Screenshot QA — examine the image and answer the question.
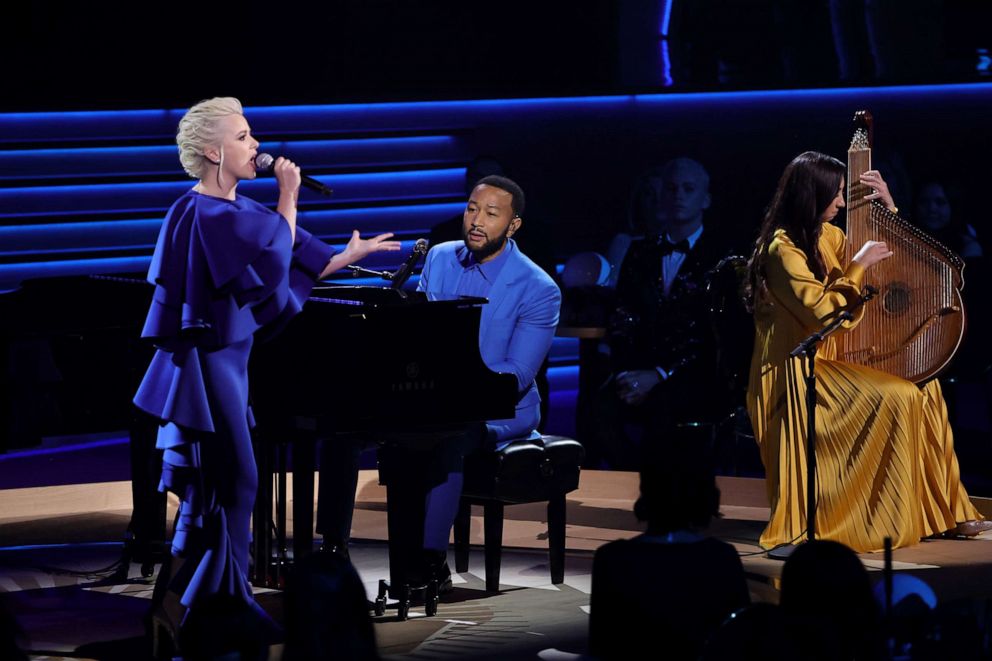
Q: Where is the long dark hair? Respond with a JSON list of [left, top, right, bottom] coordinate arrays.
[[745, 151, 846, 310]]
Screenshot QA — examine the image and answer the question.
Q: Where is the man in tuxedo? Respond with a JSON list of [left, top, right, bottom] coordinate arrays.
[[317, 175, 560, 587], [600, 157, 734, 468]]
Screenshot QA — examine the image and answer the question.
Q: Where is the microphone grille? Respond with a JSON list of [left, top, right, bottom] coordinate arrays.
[[414, 238, 429, 254], [254, 153, 274, 171]]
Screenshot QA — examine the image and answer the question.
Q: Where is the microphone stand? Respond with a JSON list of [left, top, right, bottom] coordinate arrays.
[[767, 286, 876, 560], [343, 263, 418, 300], [346, 265, 394, 280]]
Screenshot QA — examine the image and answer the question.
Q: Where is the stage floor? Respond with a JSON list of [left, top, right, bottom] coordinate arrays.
[[3, 470, 992, 659]]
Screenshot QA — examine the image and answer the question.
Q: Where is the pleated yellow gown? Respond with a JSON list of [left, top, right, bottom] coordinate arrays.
[[747, 224, 980, 552]]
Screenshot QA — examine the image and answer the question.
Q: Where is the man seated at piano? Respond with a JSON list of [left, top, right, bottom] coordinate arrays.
[[317, 174, 561, 588]]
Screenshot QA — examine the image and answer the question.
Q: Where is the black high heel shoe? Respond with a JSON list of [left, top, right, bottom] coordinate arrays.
[[146, 553, 187, 660], [150, 611, 175, 660]]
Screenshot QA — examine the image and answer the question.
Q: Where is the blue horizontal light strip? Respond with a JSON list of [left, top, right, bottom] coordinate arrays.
[[0, 108, 183, 143], [0, 541, 123, 552], [0, 436, 128, 461], [0, 168, 465, 218], [0, 135, 462, 181], [0, 256, 151, 286], [0, 218, 162, 256], [547, 364, 580, 390], [0, 240, 428, 285], [298, 202, 463, 237], [2, 83, 990, 142], [0, 203, 463, 257]]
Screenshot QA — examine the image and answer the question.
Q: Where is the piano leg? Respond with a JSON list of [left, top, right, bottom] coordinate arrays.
[[382, 446, 429, 589], [276, 444, 287, 563], [292, 435, 316, 563], [122, 411, 167, 577], [252, 430, 275, 586]]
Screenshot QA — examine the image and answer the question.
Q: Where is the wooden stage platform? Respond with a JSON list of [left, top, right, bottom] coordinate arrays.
[[3, 469, 992, 658]]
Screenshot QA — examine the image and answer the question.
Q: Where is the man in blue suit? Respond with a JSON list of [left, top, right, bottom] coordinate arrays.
[[316, 175, 561, 587], [414, 175, 561, 584]]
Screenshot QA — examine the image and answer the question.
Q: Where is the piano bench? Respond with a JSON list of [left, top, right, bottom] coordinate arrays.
[[454, 434, 584, 592]]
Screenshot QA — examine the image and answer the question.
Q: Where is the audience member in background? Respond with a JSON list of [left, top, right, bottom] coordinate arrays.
[[282, 552, 379, 661], [914, 180, 983, 259], [589, 441, 749, 660], [563, 165, 671, 468], [778, 540, 884, 661], [603, 165, 668, 288], [913, 179, 990, 379], [597, 157, 736, 469]]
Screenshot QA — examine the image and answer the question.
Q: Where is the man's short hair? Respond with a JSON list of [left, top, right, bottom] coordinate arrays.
[[662, 157, 710, 192], [475, 175, 525, 217]]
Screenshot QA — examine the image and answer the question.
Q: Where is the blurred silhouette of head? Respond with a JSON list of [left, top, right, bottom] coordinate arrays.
[[283, 552, 379, 661], [779, 540, 881, 661], [915, 181, 954, 232], [628, 166, 667, 236], [560, 252, 611, 288], [634, 440, 720, 534]]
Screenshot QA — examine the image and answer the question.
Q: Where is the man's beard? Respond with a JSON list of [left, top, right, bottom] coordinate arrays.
[[463, 227, 510, 261]]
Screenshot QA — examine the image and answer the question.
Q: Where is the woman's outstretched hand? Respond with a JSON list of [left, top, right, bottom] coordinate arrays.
[[320, 230, 403, 278], [342, 230, 402, 262]]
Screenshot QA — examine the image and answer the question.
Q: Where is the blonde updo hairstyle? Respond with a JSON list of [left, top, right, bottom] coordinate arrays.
[[176, 97, 244, 182]]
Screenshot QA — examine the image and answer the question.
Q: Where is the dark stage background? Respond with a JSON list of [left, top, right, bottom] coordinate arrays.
[[5, 0, 990, 110]]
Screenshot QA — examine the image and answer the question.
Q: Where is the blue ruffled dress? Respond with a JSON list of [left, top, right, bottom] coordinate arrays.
[[134, 190, 334, 611]]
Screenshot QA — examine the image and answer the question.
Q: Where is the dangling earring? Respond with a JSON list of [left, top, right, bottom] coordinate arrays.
[[216, 145, 225, 189]]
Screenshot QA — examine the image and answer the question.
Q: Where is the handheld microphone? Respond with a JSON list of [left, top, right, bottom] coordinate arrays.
[[254, 153, 333, 196], [390, 238, 429, 289]]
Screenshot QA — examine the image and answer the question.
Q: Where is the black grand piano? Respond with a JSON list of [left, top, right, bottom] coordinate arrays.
[[248, 285, 519, 589]]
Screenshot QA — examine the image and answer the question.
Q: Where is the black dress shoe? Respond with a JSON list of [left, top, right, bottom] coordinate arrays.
[[434, 560, 453, 595], [423, 549, 453, 594]]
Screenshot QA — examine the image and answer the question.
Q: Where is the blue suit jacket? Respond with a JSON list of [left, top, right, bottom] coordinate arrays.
[[418, 239, 561, 441]]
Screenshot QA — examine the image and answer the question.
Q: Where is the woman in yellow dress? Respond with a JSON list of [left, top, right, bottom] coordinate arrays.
[[745, 151, 989, 552]]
